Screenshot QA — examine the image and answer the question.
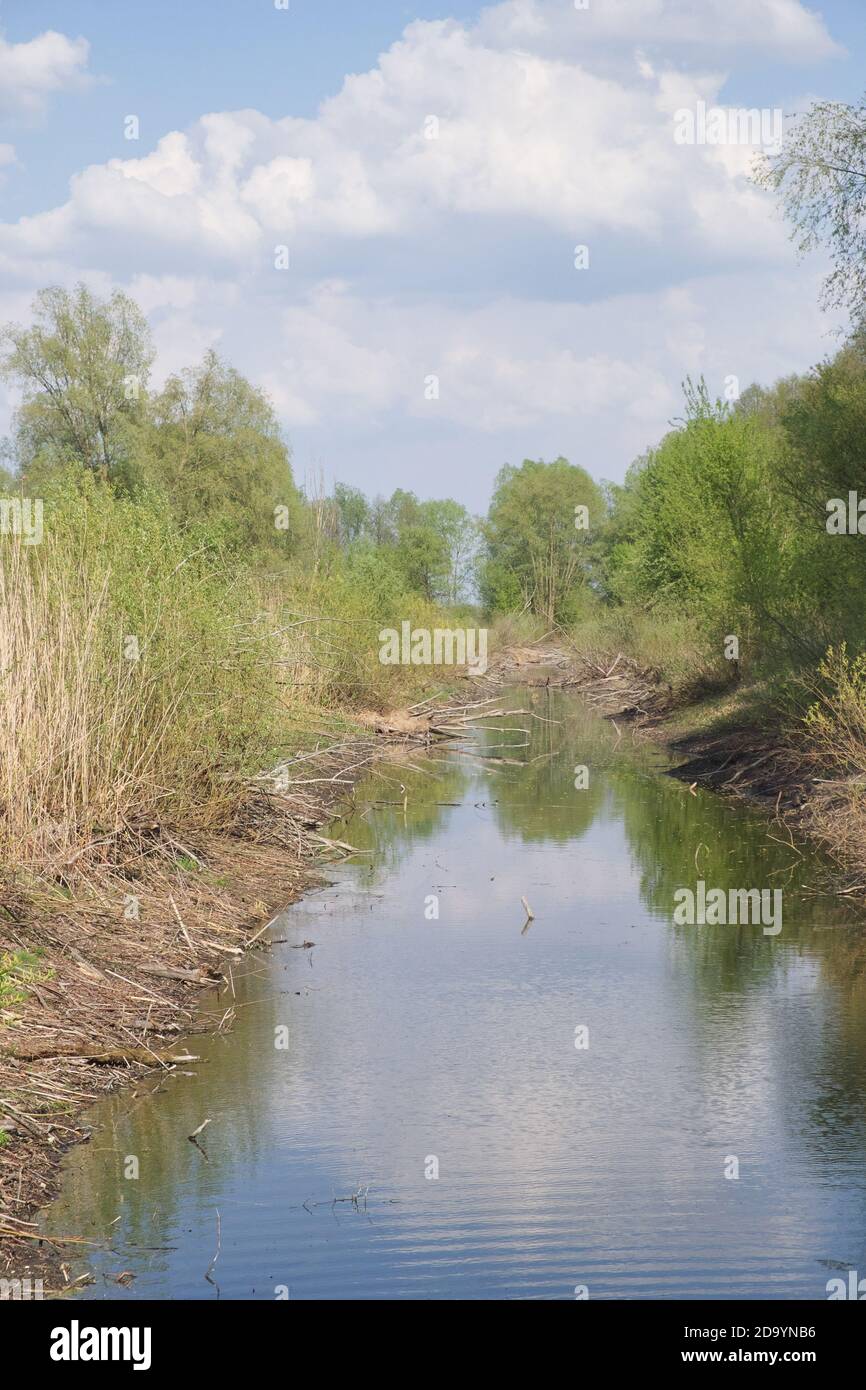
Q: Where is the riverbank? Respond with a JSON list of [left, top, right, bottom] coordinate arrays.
[[486, 637, 866, 908], [40, 687, 862, 1303], [5, 635, 862, 1297], [0, 691, 503, 1294]]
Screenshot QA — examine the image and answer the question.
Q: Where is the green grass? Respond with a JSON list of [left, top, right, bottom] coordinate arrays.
[[0, 947, 51, 1010]]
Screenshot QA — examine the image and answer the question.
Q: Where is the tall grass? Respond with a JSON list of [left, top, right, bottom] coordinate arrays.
[[488, 610, 550, 649], [260, 558, 459, 712], [0, 475, 469, 867], [0, 476, 284, 862], [567, 603, 730, 699], [803, 645, 866, 778]]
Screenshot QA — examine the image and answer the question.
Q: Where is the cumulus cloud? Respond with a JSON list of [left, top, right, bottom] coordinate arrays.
[[0, 20, 792, 281], [0, 0, 847, 491], [0, 29, 91, 116]]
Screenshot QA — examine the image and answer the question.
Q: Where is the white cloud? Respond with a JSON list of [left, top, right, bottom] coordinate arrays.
[[477, 0, 843, 65], [110, 261, 831, 437], [0, 0, 847, 493], [0, 21, 793, 277], [0, 30, 91, 116]]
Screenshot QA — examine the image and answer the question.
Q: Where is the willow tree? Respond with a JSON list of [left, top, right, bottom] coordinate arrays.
[[754, 94, 866, 325], [143, 350, 305, 556], [0, 284, 154, 482]]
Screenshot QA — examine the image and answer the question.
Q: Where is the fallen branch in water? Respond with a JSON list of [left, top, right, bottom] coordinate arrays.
[[189, 1117, 212, 1163], [302, 1182, 371, 1214], [0, 1227, 103, 1246], [204, 1209, 221, 1285]]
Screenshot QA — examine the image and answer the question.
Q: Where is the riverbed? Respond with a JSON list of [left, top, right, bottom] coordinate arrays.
[[42, 690, 866, 1299]]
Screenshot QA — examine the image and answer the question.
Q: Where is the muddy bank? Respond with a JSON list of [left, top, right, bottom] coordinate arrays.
[[0, 695, 499, 1294]]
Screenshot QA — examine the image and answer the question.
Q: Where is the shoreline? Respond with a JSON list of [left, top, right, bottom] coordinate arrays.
[[0, 699, 486, 1295], [3, 649, 860, 1297], [486, 639, 866, 900]]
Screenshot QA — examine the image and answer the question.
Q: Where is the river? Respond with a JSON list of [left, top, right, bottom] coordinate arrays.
[[42, 689, 866, 1300]]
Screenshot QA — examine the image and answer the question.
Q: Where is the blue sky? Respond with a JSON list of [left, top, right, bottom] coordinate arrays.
[[0, 0, 863, 510]]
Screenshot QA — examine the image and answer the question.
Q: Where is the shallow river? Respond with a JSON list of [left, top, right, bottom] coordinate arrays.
[[43, 690, 866, 1299]]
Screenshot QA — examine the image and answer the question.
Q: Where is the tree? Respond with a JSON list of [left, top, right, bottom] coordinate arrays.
[[0, 284, 154, 481], [333, 483, 370, 545], [604, 381, 812, 667], [754, 95, 866, 325], [418, 498, 480, 604], [481, 457, 602, 624], [361, 489, 450, 600], [144, 350, 304, 554]]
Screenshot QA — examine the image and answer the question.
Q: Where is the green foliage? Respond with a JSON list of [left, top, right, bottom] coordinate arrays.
[[277, 546, 447, 708], [0, 947, 51, 1009], [603, 380, 816, 673], [333, 483, 370, 545], [0, 287, 480, 603], [481, 457, 604, 623], [324, 486, 479, 604], [0, 283, 153, 482], [804, 644, 866, 775], [140, 350, 305, 557], [570, 603, 726, 699], [416, 498, 480, 603]]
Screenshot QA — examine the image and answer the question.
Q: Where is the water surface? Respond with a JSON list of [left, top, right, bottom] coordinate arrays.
[[44, 691, 866, 1299]]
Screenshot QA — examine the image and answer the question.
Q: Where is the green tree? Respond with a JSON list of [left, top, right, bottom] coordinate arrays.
[[419, 498, 480, 604], [773, 337, 866, 657], [143, 350, 304, 555], [605, 381, 809, 669], [333, 483, 370, 545], [394, 519, 449, 600], [0, 284, 154, 482], [481, 457, 602, 623], [359, 489, 450, 600]]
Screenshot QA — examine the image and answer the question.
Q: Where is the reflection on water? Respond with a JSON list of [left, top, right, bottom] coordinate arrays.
[[43, 691, 866, 1299]]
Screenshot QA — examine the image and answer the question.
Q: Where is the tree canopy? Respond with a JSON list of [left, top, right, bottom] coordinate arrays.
[[481, 457, 603, 624], [0, 284, 154, 483], [755, 94, 866, 325]]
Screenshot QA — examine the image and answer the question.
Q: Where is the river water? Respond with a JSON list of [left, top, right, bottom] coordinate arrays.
[[43, 690, 866, 1300]]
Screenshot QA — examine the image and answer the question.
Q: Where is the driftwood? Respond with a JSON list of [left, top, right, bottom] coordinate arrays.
[[137, 964, 221, 984], [0, 1042, 199, 1064]]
